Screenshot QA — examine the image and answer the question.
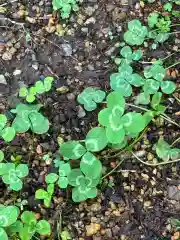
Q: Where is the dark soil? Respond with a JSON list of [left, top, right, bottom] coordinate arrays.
[[0, 0, 180, 239]]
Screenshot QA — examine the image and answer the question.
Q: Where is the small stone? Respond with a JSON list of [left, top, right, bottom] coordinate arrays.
[[13, 69, 21, 76], [106, 4, 115, 12], [85, 17, 96, 25], [90, 203, 101, 212], [147, 152, 154, 161], [144, 201, 151, 207], [56, 86, 69, 94], [2, 51, 13, 60], [67, 93, 75, 100], [0, 75, 7, 85], [77, 106, 86, 118], [26, 16, 36, 23], [86, 223, 101, 236], [85, 6, 96, 16], [61, 43, 72, 57], [9, 47, 17, 55], [105, 229, 112, 238]]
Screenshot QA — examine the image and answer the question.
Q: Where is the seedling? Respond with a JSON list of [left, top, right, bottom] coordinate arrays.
[[0, 163, 29, 191], [17, 211, 51, 240], [119, 46, 143, 64], [0, 114, 15, 142], [19, 76, 54, 103], [0, 205, 19, 240], [35, 183, 54, 207], [153, 139, 180, 161], [52, 0, 79, 19], [77, 87, 106, 111], [11, 104, 49, 134]]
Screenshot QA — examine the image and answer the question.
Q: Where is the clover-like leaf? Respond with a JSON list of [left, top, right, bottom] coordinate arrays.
[[59, 163, 71, 177], [160, 81, 176, 94], [47, 184, 54, 195], [60, 141, 86, 160], [26, 93, 36, 103], [1, 127, 16, 142], [44, 77, 53, 92], [29, 112, 49, 134], [36, 220, 51, 235], [58, 177, 68, 188], [148, 12, 159, 28], [151, 92, 163, 110], [132, 49, 143, 61], [135, 92, 150, 105], [80, 152, 102, 179], [35, 189, 49, 200], [67, 169, 84, 187], [124, 19, 148, 46], [85, 127, 108, 152], [0, 206, 19, 227], [120, 46, 132, 60], [0, 114, 7, 130], [45, 173, 59, 184], [144, 64, 165, 82], [77, 87, 106, 111], [155, 33, 169, 43], [35, 81, 45, 94], [143, 79, 160, 94], [0, 228, 8, 240], [12, 116, 30, 133], [19, 87, 28, 97], [15, 164, 29, 178], [122, 112, 146, 134]]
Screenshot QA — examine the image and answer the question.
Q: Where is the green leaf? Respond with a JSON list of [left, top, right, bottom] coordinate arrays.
[[21, 211, 37, 225], [15, 164, 29, 178], [0, 114, 7, 131], [86, 187, 97, 199], [150, 64, 166, 82], [45, 173, 59, 184], [44, 77, 53, 92], [0, 163, 10, 175], [44, 197, 51, 208], [35, 81, 45, 94], [110, 138, 127, 150], [154, 139, 171, 161], [36, 220, 51, 235], [0, 228, 8, 240], [80, 152, 102, 179], [72, 187, 87, 202], [155, 33, 169, 43], [8, 220, 23, 233], [148, 12, 159, 28], [128, 73, 144, 87], [122, 112, 146, 134], [132, 49, 143, 61], [107, 92, 125, 112], [19, 87, 28, 97], [0, 151, 4, 162], [106, 124, 125, 144], [85, 127, 108, 152], [163, 2, 172, 11], [161, 81, 176, 94], [151, 92, 162, 110], [58, 177, 68, 188], [47, 184, 54, 195], [1, 127, 16, 142], [26, 94, 36, 103], [59, 163, 71, 177], [120, 46, 132, 60], [135, 92, 150, 105], [0, 206, 19, 227], [143, 79, 160, 94], [9, 178, 23, 191], [12, 116, 30, 133], [29, 112, 49, 134], [35, 189, 48, 199], [67, 169, 84, 187], [170, 149, 180, 160], [60, 141, 86, 160]]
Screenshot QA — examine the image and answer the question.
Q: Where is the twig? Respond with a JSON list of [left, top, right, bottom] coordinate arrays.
[[0, 17, 25, 27], [173, 94, 180, 104], [171, 137, 180, 147], [132, 151, 180, 166], [166, 61, 180, 70], [101, 158, 125, 179]]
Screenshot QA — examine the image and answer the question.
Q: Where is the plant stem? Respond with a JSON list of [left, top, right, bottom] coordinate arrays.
[[132, 151, 180, 166], [166, 61, 180, 70], [101, 158, 125, 179], [126, 103, 149, 112], [173, 94, 180, 104], [171, 137, 180, 147], [161, 51, 179, 61]]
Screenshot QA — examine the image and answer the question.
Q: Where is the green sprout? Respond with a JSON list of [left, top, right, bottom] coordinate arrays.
[[35, 183, 54, 208], [0, 114, 16, 142], [153, 139, 180, 161], [19, 76, 54, 103], [52, 0, 79, 19], [0, 205, 19, 240], [124, 19, 148, 45], [119, 46, 143, 64], [110, 64, 145, 97], [0, 163, 29, 191], [11, 104, 49, 134], [77, 87, 106, 111]]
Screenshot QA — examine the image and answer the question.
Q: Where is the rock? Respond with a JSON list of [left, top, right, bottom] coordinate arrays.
[[85, 17, 96, 25], [106, 4, 115, 12], [0, 75, 7, 85], [2, 51, 13, 60], [9, 47, 17, 55], [112, 9, 126, 21], [67, 93, 75, 100], [86, 223, 101, 236], [168, 185, 180, 200], [56, 86, 69, 94], [112, 225, 121, 236], [13, 69, 21, 76], [85, 6, 96, 16], [90, 203, 101, 212], [77, 106, 86, 118], [105, 229, 112, 238], [26, 16, 36, 24], [61, 43, 72, 57]]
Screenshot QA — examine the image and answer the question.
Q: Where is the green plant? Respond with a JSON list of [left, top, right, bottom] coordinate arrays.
[[0, 151, 4, 162], [11, 103, 49, 134], [19, 76, 54, 103], [163, 2, 173, 11], [77, 87, 106, 111], [13, 211, 51, 240], [52, 0, 79, 19], [124, 20, 148, 45], [61, 230, 71, 240], [153, 139, 180, 161], [0, 205, 19, 240], [0, 163, 29, 191], [0, 114, 15, 142], [35, 183, 54, 207], [156, 17, 171, 33], [110, 64, 145, 97]]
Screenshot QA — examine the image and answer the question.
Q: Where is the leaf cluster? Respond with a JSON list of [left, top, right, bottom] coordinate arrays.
[[19, 76, 54, 103], [0, 114, 15, 142], [52, 0, 79, 19]]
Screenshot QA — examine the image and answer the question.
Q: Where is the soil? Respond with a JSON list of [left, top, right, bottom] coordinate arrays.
[[0, 0, 180, 239]]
